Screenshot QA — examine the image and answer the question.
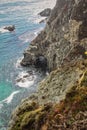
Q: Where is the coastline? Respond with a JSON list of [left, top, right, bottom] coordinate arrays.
[[8, 0, 87, 130], [0, 1, 56, 129]]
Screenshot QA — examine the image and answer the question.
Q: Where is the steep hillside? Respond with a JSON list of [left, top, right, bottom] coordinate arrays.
[[8, 0, 87, 130], [8, 60, 87, 130]]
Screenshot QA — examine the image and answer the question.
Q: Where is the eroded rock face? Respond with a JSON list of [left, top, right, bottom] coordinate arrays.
[[38, 60, 87, 104], [21, 0, 87, 71], [38, 8, 52, 17]]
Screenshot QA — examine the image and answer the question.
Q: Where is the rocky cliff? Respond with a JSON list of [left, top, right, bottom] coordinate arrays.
[[8, 60, 87, 130], [8, 0, 87, 130], [21, 0, 87, 71]]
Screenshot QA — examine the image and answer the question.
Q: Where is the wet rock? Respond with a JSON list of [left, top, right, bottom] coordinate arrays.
[[4, 25, 15, 32], [21, 52, 34, 66], [23, 75, 29, 78], [16, 78, 22, 83], [38, 8, 51, 17], [34, 55, 47, 71]]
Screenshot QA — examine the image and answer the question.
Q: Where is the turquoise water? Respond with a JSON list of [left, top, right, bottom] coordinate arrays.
[[0, 0, 55, 129]]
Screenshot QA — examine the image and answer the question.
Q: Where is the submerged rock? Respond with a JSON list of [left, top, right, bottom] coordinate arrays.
[[4, 25, 15, 32]]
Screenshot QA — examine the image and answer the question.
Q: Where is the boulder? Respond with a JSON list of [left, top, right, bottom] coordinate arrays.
[[38, 8, 51, 17], [4, 25, 15, 32]]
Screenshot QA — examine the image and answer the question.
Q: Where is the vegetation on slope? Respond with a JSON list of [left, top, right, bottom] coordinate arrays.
[[8, 60, 87, 130]]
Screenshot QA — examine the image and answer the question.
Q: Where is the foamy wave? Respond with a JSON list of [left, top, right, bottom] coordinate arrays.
[[0, 91, 20, 104], [16, 79, 35, 88], [16, 71, 36, 88], [33, 27, 44, 37], [46, 71, 49, 76], [19, 32, 36, 43], [0, 104, 3, 109], [19, 27, 43, 43], [0, 27, 9, 33], [35, 16, 47, 24], [15, 57, 23, 68]]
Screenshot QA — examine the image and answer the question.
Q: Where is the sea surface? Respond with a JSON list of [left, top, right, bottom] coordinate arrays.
[[0, 0, 56, 129]]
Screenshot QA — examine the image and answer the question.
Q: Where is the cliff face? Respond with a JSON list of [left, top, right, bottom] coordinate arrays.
[[38, 60, 86, 104], [8, 60, 87, 130], [8, 0, 87, 130], [21, 0, 87, 71]]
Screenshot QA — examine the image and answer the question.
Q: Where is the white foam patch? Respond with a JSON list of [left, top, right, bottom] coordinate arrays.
[[15, 57, 23, 68], [19, 27, 43, 44], [0, 91, 20, 104], [19, 32, 36, 43], [17, 71, 29, 78], [46, 71, 49, 76], [0, 104, 3, 109], [35, 16, 47, 24], [16, 79, 35, 88], [0, 27, 9, 33], [16, 71, 36, 88]]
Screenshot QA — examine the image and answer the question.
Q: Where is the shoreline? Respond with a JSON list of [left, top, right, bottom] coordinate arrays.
[[0, 1, 57, 130], [7, 0, 87, 130]]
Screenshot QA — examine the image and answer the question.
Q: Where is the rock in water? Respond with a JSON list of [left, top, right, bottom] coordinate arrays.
[[4, 25, 15, 32], [38, 8, 51, 17]]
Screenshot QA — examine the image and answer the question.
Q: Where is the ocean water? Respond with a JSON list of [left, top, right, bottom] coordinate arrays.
[[0, 0, 56, 129]]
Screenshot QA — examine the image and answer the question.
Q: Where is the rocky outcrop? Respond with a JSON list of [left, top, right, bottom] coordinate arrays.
[[21, 0, 87, 71], [38, 8, 52, 17], [4, 25, 15, 32]]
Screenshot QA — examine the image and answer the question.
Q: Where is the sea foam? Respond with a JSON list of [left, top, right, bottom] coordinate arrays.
[[16, 71, 36, 88], [15, 57, 23, 69], [0, 27, 9, 33], [18, 27, 43, 44], [0, 91, 20, 104]]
